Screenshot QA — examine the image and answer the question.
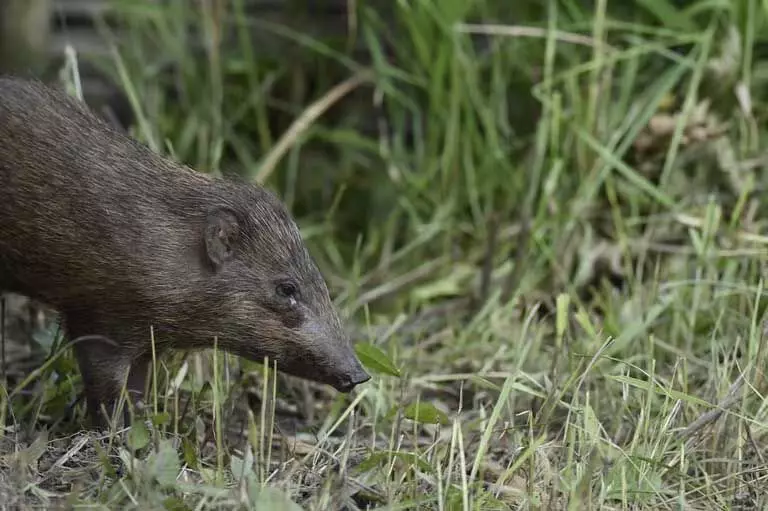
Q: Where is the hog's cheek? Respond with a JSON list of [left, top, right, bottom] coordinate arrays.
[[280, 306, 303, 329], [295, 318, 338, 363], [214, 295, 268, 339]]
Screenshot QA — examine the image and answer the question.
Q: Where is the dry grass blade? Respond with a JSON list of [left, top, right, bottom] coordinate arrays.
[[454, 22, 618, 51], [255, 68, 374, 184], [676, 375, 745, 442]]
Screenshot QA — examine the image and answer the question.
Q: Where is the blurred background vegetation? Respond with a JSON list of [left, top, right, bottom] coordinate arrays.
[[2, 0, 768, 509], [4, 0, 764, 319]]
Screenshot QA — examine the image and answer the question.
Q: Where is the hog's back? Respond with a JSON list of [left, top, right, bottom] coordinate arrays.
[[0, 78, 205, 311]]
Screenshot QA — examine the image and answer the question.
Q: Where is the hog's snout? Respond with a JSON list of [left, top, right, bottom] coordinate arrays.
[[317, 334, 371, 393], [292, 315, 371, 392], [331, 359, 371, 393]]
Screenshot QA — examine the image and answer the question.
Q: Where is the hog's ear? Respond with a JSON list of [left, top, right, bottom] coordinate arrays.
[[204, 207, 240, 268]]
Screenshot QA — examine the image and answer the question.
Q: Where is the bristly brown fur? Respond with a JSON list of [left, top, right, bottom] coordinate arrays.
[[0, 76, 369, 427]]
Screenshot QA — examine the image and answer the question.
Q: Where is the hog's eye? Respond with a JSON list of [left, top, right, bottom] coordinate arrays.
[[276, 281, 299, 300]]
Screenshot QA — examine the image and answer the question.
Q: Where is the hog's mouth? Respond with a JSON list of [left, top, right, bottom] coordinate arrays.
[[234, 342, 370, 393], [331, 372, 370, 393], [274, 357, 371, 393]]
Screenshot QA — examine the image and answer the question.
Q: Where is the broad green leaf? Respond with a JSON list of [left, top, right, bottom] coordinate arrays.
[[1, 430, 48, 467], [127, 421, 150, 451], [152, 412, 171, 427], [163, 497, 192, 511], [355, 342, 401, 377], [403, 402, 449, 425], [357, 450, 433, 474], [149, 439, 181, 488], [230, 446, 254, 479], [250, 486, 304, 511], [181, 437, 198, 469]]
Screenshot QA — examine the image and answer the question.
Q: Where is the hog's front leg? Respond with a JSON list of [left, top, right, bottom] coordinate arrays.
[[69, 328, 150, 428]]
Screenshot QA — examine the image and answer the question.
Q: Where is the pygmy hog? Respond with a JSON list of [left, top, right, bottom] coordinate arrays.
[[0, 77, 370, 425]]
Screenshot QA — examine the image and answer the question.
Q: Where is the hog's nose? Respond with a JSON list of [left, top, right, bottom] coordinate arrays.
[[335, 365, 371, 393]]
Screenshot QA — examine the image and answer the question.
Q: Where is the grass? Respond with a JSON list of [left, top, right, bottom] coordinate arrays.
[[2, 0, 768, 509]]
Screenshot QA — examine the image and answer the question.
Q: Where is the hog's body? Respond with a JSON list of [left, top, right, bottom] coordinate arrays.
[[0, 77, 369, 425]]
